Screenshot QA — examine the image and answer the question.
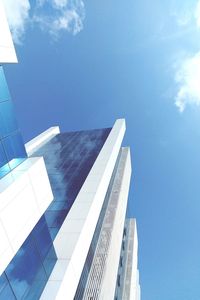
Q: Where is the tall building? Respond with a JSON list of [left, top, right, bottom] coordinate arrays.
[[0, 2, 140, 299]]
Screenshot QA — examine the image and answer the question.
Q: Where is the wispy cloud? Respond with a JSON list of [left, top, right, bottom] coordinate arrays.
[[175, 52, 200, 112], [174, 0, 200, 112], [2, 0, 85, 44], [2, 0, 30, 44], [34, 0, 85, 37]]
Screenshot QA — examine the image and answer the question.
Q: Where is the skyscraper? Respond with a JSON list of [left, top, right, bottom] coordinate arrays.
[[0, 2, 140, 299]]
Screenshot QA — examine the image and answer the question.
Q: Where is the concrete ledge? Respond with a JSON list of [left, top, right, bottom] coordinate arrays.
[[25, 127, 60, 156]]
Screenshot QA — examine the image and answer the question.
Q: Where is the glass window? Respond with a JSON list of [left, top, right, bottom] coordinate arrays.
[[43, 246, 57, 277], [0, 101, 18, 138], [5, 236, 47, 299], [0, 273, 8, 294], [0, 141, 8, 169], [2, 215, 57, 299], [45, 209, 68, 228], [32, 216, 55, 260], [22, 279, 47, 300], [2, 131, 27, 164], [32, 128, 111, 241], [0, 67, 10, 102], [0, 283, 16, 300]]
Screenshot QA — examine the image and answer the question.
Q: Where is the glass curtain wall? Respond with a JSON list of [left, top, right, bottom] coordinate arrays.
[[0, 66, 27, 179]]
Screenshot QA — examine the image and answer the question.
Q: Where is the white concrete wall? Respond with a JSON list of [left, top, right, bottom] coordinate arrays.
[[40, 119, 126, 300], [136, 270, 141, 300], [0, 157, 53, 275], [129, 221, 139, 300], [0, 0, 17, 63], [99, 148, 132, 300], [26, 127, 60, 156]]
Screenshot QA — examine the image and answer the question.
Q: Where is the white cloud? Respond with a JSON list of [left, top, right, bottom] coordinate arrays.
[[175, 52, 200, 112], [2, 0, 30, 44], [34, 0, 85, 37], [172, 1, 200, 112], [2, 0, 85, 44], [53, 0, 69, 8], [53, 9, 84, 34]]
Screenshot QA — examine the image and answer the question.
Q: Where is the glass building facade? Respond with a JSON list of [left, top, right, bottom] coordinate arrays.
[[0, 66, 27, 179], [0, 125, 111, 300], [0, 4, 140, 298], [0, 216, 57, 300], [31, 129, 111, 240], [0, 66, 56, 300], [0, 63, 140, 300]]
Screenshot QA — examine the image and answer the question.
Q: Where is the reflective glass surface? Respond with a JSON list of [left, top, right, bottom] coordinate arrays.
[[32, 128, 111, 240], [2, 132, 27, 162], [0, 284, 16, 300], [0, 66, 10, 102], [0, 100, 18, 138], [0, 141, 7, 170], [0, 67, 27, 177], [0, 216, 57, 300], [0, 127, 111, 299], [0, 273, 8, 294]]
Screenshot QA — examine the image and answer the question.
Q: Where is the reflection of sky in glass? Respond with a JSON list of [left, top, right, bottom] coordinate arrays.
[[0, 66, 10, 102], [0, 128, 111, 299], [0, 67, 27, 178], [0, 216, 57, 300], [32, 128, 111, 239]]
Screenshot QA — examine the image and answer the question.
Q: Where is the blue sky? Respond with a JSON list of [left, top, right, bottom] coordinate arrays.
[[3, 0, 200, 299]]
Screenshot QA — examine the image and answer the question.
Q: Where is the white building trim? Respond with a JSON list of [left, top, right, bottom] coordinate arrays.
[[0, 0, 17, 63], [40, 119, 126, 300], [25, 126, 60, 156], [98, 147, 132, 300]]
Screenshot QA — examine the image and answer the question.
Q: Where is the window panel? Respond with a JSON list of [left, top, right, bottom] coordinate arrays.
[[22, 279, 46, 300], [0, 67, 10, 102], [0, 141, 8, 169], [0, 273, 8, 294], [2, 131, 27, 164], [42, 246, 57, 277], [45, 209, 68, 228], [2, 215, 57, 300], [32, 216, 55, 260], [0, 283, 15, 300], [0, 101, 18, 138], [5, 237, 47, 299], [32, 128, 111, 241]]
